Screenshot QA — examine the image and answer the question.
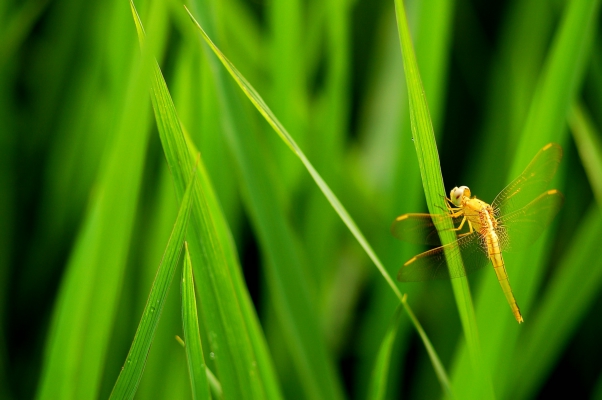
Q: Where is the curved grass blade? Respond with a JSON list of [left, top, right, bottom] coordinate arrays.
[[393, 0, 492, 398], [181, 243, 211, 400], [183, 5, 402, 304], [184, 2, 344, 397], [130, 2, 282, 399], [109, 169, 195, 400], [206, 366, 223, 400], [183, 5, 453, 395]]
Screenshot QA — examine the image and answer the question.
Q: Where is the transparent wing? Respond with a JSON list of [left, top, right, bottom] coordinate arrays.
[[390, 213, 465, 246], [397, 232, 489, 281], [492, 143, 562, 217], [498, 189, 564, 253]]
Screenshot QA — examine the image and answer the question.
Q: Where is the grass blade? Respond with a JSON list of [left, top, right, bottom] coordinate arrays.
[[130, 2, 282, 399], [185, 2, 344, 397], [393, 0, 490, 397], [184, 3, 403, 310], [184, 5, 455, 396], [181, 243, 211, 400], [109, 171, 195, 400]]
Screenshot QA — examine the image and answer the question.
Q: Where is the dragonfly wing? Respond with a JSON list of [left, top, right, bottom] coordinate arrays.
[[492, 143, 562, 216], [498, 189, 564, 252], [397, 232, 489, 281], [391, 213, 464, 246]]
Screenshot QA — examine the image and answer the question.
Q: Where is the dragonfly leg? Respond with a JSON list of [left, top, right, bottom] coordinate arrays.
[[454, 218, 475, 238], [445, 197, 464, 217], [451, 216, 467, 231]]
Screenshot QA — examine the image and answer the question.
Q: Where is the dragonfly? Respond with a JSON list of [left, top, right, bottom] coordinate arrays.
[[391, 143, 564, 323]]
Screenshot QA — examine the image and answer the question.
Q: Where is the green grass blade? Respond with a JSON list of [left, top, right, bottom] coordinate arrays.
[[183, 3, 402, 310], [183, 5, 454, 395], [206, 366, 223, 399], [185, 2, 344, 397], [570, 103, 602, 204], [393, 0, 491, 398], [109, 171, 195, 400], [168, 16, 280, 400], [181, 243, 211, 400], [130, 2, 281, 399]]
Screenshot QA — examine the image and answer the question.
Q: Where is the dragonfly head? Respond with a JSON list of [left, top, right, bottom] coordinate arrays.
[[450, 186, 471, 206]]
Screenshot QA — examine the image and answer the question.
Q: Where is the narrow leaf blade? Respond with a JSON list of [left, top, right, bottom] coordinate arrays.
[[181, 243, 211, 400]]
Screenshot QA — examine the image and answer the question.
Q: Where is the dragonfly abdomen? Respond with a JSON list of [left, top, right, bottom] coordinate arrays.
[[480, 208, 524, 323]]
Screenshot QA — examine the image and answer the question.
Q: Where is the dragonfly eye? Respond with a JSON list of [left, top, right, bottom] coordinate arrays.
[[450, 186, 471, 206]]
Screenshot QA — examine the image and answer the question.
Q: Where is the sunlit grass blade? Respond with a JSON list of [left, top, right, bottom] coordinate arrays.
[[183, 3, 401, 314], [185, 2, 344, 397], [130, 2, 281, 399], [181, 243, 210, 400], [206, 365, 223, 399], [109, 170, 195, 400], [569, 102, 602, 204], [393, 0, 491, 398], [187, 3, 448, 394], [183, 6, 454, 395], [176, 333, 223, 399], [170, 14, 279, 398]]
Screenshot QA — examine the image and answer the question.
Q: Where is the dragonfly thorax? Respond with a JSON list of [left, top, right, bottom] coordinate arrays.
[[450, 186, 471, 206]]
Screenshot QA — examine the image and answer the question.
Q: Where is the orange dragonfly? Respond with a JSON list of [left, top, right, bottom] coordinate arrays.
[[391, 143, 564, 323]]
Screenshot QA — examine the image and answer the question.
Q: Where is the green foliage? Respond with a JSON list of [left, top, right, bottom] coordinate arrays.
[[109, 169, 195, 400], [181, 243, 211, 400], [2, 0, 601, 399]]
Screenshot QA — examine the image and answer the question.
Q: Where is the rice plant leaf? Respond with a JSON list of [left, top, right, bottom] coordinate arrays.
[[206, 363, 223, 399], [109, 170, 195, 400], [183, 5, 454, 396], [130, 2, 281, 399], [183, 5, 402, 304], [393, 0, 490, 397], [366, 304, 404, 400], [181, 243, 211, 400], [185, 2, 344, 397]]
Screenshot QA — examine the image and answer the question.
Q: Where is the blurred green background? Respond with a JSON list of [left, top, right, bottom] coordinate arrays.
[[1, 0, 601, 398]]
